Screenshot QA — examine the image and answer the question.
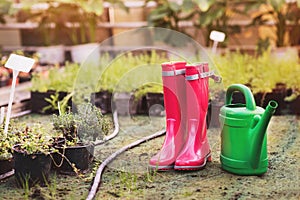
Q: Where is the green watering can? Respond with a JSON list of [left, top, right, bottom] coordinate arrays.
[[220, 84, 278, 175]]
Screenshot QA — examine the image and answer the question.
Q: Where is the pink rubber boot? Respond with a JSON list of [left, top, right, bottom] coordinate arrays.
[[174, 63, 211, 170], [149, 61, 187, 170]]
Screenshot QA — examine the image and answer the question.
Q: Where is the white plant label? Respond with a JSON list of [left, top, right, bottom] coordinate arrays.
[[4, 54, 35, 73], [210, 31, 226, 42], [3, 54, 35, 135]]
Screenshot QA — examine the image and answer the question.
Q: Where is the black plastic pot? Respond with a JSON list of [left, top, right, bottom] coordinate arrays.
[[0, 157, 14, 175], [145, 93, 164, 116], [13, 145, 51, 187], [31, 90, 71, 114], [288, 96, 300, 115], [136, 95, 148, 115], [92, 91, 112, 114], [0, 79, 8, 87], [52, 143, 94, 175], [19, 76, 31, 83], [207, 101, 224, 128], [255, 92, 286, 115], [113, 92, 138, 116]]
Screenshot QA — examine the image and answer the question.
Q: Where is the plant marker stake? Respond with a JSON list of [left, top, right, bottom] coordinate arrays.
[[0, 107, 5, 125], [4, 54, 35, 135], [210, 30, 225, 54]]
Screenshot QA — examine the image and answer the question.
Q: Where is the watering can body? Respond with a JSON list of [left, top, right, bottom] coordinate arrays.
[[220, 84, 277, 175]]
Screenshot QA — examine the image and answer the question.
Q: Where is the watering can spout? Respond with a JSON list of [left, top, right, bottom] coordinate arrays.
[[250, 100, 278, 169]]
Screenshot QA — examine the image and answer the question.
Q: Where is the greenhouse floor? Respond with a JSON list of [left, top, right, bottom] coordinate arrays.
[[0, 114, 299, 200]]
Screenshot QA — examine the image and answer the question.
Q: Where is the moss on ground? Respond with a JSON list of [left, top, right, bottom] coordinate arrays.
[[0, 115, 299, 199]]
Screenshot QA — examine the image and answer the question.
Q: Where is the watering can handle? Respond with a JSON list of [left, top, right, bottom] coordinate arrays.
[[225, 84, 256, 111]]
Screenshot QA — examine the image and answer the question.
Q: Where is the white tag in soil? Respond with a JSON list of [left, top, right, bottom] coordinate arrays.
[[210, 31, 226, 42], [3, 54, 35, 135], [209, 30, 226, 54], [5, 54, 35, 72]]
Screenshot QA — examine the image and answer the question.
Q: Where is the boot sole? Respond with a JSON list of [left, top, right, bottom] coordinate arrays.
[[174, 153, 212, 171], [148, 164, 174, 171]]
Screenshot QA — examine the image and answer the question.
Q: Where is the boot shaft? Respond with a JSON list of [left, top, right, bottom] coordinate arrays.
[[185, 63, 210, 120], [161, 61, 187, 136]]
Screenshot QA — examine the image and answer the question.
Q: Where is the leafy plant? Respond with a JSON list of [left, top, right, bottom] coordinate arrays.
[[0, 67, 10, 82], [20, 0, 124, 45], [251, 0, 300, 47], [0, 0, 13, 24], [194, 0, 252, 47], [148, 0, 253, 47], [212, 49, 298, 97], [0, 120, 24, 160], [281, 49, 300, 101], [147, 0, 196, 45], [52, 102, 111, 145], [11, 123, 54, 155], [98, 51, 167, 94], [31, 62, 80, 93], [76, 102, 111, 143], [134, 84, 163, 101]]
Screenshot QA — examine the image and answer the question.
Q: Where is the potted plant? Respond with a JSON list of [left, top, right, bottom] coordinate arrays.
[[0, 121, 20, 176], [18, 0, 111, 64], [250, 49, 293, 115], [61, 0, 110, 63], [30, 62, 79, 114], [11, 123, 53, 187], [284, 50, 300, 115], [110, 0, 151, 46], [98, 51, 167, 115], [17, 5, 66, 65], [52, 102, 111, 174], [0, 67, 10, 87], [18, 1, 72, 64], [251, 0, 300, 48], [134, 83, 163, 116]]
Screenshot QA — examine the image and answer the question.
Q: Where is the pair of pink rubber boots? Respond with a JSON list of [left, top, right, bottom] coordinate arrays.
[[149, 61, 212, 171]]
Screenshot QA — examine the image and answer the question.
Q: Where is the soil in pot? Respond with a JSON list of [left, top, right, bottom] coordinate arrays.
[[13, 145, 51, 187], [52, 143, 94, 175], [0, 157, 14, 175]]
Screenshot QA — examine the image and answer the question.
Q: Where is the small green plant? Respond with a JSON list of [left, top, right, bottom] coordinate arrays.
[[42, 92, 73, 115], [52, 102, 111, 145], [213, 51, 252, 89], [213, 49, 298, 97], [11, 123, 54, 155], [134, 84, 163, 101], [44, 174, 58, 199], [98, 51, 167, 94], [0, 120, 21, 160], [31, 62, 80, 93], [144, 167, 157, 183], [22, 174, 30, 200], [118, 171, 138, 192]]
